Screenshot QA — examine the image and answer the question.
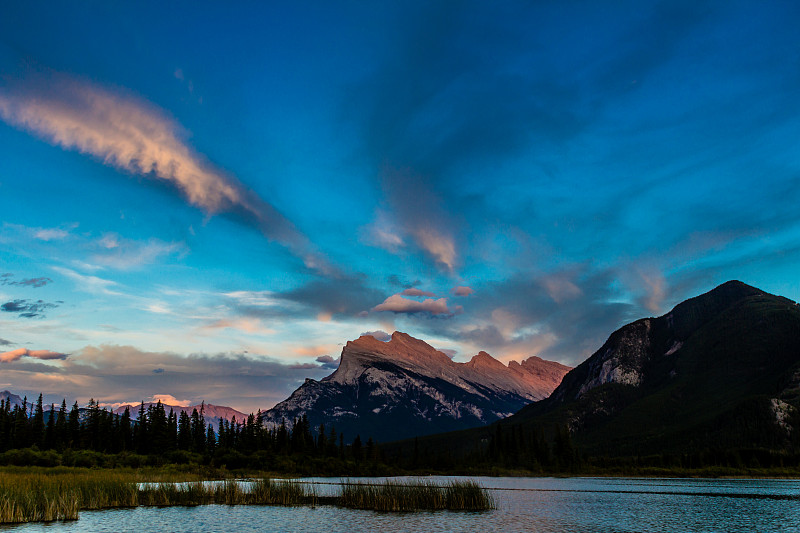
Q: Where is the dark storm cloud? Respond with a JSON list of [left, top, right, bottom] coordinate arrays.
[[1, 299, 60, 318]]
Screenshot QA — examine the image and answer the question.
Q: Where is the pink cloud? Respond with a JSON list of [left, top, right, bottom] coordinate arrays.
[[401, 288, 436, 297], [414, 228, 456, 272], [372, 294, 453, 315], [452, 286, 474, 297], [0, 348, 68, 363], [0, 71, 333, 276]]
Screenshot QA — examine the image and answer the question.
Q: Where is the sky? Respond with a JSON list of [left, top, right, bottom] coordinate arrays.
[[1, 1, 799, 413]]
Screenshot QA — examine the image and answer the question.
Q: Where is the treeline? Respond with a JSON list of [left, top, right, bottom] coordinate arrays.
[[0, 395, 380, 472], [399, 423, 582, 473]]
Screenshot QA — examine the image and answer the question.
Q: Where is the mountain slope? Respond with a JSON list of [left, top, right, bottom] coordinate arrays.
[[394, 281, 800, 460], [261, 331, 570, 442]]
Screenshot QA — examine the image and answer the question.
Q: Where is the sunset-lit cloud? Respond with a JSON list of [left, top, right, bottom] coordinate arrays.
[[0, 72, 332, 275], [372, 294, 456, 316], [452, 286, 474, 297], [414, 228, 456, 272], [149, 393, 191, 407], [2, 1, 800, 409], [0, 348, 68, 363], [401, 288, 436, 297], [1, 344, 332, 412]]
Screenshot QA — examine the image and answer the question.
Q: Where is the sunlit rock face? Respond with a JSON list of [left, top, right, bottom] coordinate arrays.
[[260, 331, 571, 443]]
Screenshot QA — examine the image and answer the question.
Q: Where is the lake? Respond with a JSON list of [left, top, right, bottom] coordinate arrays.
[[4, 476, 800, 532]]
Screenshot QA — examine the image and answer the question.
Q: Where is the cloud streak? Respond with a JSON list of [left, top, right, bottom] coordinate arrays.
[[1, 299, 60, 318], [0, 348, 68, 363], [372, 294, 459, 316], [0, 274, 53, 288], [0, 71, 332, 275]]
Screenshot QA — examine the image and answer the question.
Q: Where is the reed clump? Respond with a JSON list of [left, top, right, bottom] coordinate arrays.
[[0, 470, 491, 524], [338, 479, 494, 511]]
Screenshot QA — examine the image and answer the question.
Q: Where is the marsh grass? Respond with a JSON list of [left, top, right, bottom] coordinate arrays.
[[0, 471, 490, 524], [338, 479, 494, 511]]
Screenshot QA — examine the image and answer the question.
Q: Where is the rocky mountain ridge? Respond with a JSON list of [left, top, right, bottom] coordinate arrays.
[[261, 331, 570, 442]]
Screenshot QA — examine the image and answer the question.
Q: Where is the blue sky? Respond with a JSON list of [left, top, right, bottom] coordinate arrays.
[[1, 1, 799, 412]]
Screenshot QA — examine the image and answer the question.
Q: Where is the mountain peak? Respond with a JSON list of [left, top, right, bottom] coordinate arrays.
[[466, 351, 506, 370], [265, 331, 572, 442]]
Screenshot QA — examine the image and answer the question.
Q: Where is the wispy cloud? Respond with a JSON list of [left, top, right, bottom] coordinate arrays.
[[0, 348, 68, 363], [0, 71, 332, 275], [52, 266, 120, 296], [91, 234, 186, 270]]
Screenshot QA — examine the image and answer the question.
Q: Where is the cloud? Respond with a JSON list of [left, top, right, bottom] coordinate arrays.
[[52, 266, 120, 295], [34, 226, 74, 241], [401, 288, 436, 297], [0, 344, 333, 413], [91, 235, 186, 270], [359, 330, 391, 342], [315, 355, 340, 370], [641, 270, 667, 314], [0, 71, 332, 275], [0, 338, 12, 346], [276, 275, 384, 318], [541, 275, 582, 304], [0, 348, 68, 363], [372, 294, 456, 316], [0, 275, 53, 288], [438, 348, 457, 359], [1, 299, 60, 318], [149, 394, 191, 407], [414, 228, 457, 272], [452, 286, 474, 297]]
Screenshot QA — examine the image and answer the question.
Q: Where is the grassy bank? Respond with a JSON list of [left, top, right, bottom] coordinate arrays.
[[0, 469, 493, 524], [339, 480, 494, 511]]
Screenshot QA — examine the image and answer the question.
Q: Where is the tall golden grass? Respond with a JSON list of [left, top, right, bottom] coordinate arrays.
[[0, 470, 491, 524], [339, 479, 494, 511]]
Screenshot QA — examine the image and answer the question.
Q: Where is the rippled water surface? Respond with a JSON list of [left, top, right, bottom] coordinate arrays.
[[6, 476, 800, 532]]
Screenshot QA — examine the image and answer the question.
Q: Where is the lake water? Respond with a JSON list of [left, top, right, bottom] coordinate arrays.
[[5, 476, 800, 532]]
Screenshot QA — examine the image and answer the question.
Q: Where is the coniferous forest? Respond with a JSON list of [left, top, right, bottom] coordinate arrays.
[[0, 394, 385, 475], [5, 392, 800, 477]]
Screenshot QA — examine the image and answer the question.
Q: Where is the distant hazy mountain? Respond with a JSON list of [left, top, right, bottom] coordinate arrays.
[[113, 402, 247, 430], [405, 281, 800, 458], [261, 331, 571, 442], [0, 390, 24, 409]]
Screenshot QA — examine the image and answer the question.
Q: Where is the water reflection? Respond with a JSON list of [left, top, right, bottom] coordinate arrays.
[[4, 477, 799, 533]]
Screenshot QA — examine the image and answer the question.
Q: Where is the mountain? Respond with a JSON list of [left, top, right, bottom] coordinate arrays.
[[0, 390, 24, 409], [260, 331, 571, 442], [113, 402, 247, 430], [400, 281, 800, 461]]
